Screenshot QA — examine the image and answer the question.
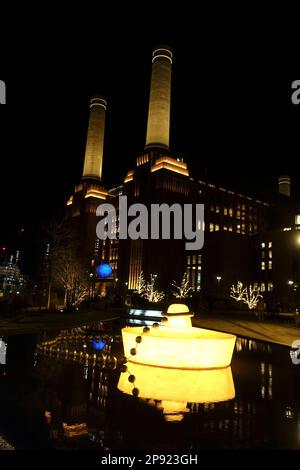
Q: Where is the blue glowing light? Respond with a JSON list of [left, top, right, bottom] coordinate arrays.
[[92, 338, 106, 351], [96, 263, 113, 278]]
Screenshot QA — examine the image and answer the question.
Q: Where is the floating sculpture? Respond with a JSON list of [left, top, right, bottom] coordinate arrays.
[[121, 304, 236, 370]]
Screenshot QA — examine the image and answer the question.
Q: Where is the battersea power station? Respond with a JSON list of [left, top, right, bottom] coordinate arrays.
[[66, 47, 300, 309]]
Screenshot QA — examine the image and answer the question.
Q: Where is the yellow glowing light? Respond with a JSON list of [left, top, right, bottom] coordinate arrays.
[[90, 102, 106, 109], [122, 303, 236, 369], [137, 155, 149, 166], [165, 304, 193, 329], [156, 156, 187, 169], [75, 183, 83, 192], [118, 363, 235, 421], [66, 196, 73, 206], [44, 411, 51, 424], [152, 48, 173, 63], [124, 170, 134, 183], [85, 189, 107, 200], [63, 422, 88, 437], [167, 303, 190, 314], [151, 157, 189, 176]]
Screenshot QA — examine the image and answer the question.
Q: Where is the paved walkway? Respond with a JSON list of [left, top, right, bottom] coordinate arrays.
[[1, 308, 300, 347], [0, 309, 120, 336], [193, 314, 300, 347]]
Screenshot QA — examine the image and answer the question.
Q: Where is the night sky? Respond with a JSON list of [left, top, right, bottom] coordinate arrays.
[[0, 18, 299, 276]]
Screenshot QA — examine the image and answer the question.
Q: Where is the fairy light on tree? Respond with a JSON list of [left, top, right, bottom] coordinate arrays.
[[142, 274, 164, 303], [171, 272, 192, 299], [230, 282, 246, 302], [136, 271, 146, 295], [230, 282, 263, 310]]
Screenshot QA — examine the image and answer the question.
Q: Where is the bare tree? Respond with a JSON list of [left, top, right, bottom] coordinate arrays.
[[171, 272, 192, 299], [42, 217, 74, 309], [42, 217, 89, 310], [137, 271, 146, 295], [52, 248, 90, 309], [230, 282, 263, 310], [142, 274, 165, 303], [230, 282, 246, 302]]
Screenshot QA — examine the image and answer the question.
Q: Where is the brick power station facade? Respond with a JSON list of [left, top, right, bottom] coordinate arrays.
[[66, 47, 300, 309]]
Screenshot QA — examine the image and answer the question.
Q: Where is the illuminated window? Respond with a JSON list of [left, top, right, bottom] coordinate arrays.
[[237, 210, 241, 219], [229, 208, 233, 217], [268, 242, 272, 248], [209, 223, 214, 232], [261, 283, 266, 292], [261, 261, 266, 271], [197, 270, 201, 291], [268, 261, 272, 270], [268, 250, 272, 259], [215, 224, 219, 231], [128, 240, 143, 290], [224, 207, 228, 216], [261, 242, 265, 248], [295, 215, 300, 225], [193, 255, 196, 264], [215, 206, 220, 214], [261, 251, 265, 259], [191, 268, 196, 290], [197, 254, 202, 263], [187, 256, 191, 265], [229, 225, 233, 232], [224, 226, 228, 231], [134, 182, 140, 197], [268, 282, 273, 292]]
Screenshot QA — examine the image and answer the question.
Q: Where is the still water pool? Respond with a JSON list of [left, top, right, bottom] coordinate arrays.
[[0, 320, 299, 450]]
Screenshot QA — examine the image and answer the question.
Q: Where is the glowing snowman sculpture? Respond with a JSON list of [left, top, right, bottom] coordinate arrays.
[[118, 304, 236, 421], [122, 304, 236, 369]]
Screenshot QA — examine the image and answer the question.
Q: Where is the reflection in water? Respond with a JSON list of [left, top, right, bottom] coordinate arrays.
[[33, 324, 122, 448], [0, 324, 299, 449], [118, 363, 235, 422]]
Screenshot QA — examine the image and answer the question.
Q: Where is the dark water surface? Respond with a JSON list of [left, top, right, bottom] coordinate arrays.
[[0, 321, 299, 450]]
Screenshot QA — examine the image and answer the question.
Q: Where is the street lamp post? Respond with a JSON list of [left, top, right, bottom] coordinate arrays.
[[287, 280, 295, 311], [216, 276, 222, 301], [89, 273, 94, 298]]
